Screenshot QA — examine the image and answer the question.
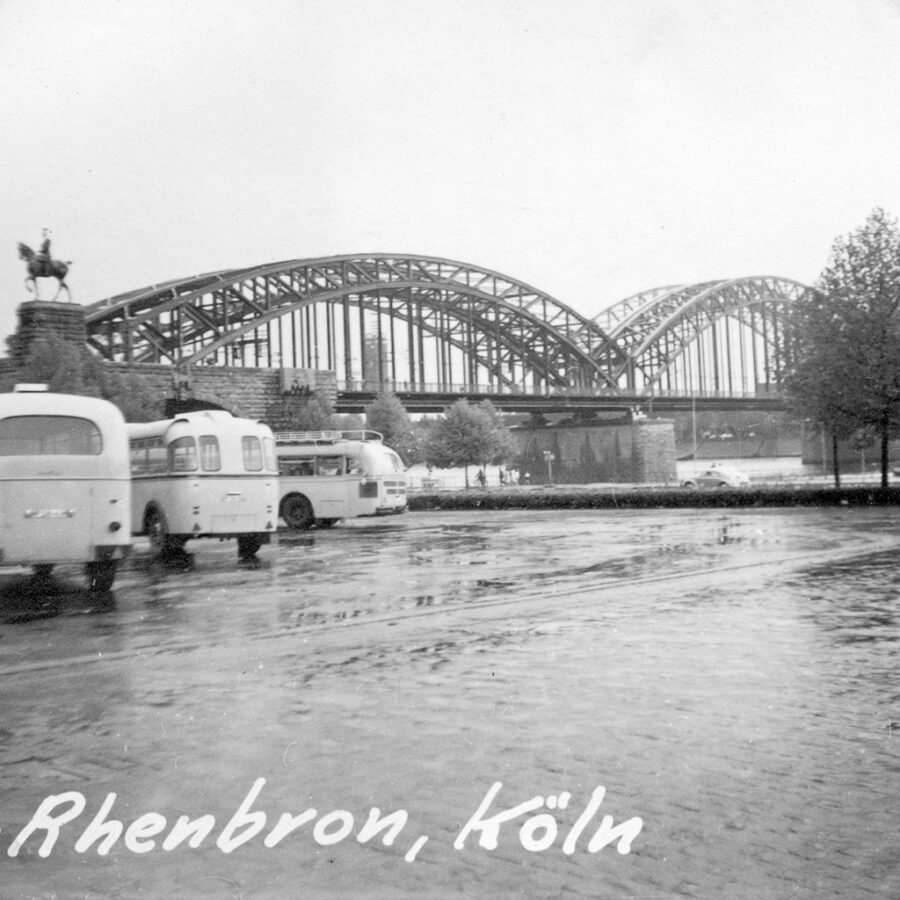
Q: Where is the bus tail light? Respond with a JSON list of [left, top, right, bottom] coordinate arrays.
[[108, 521, 121, 532]]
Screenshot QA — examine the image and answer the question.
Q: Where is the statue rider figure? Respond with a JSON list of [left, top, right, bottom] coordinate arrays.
[[35, 228, 52, 277]]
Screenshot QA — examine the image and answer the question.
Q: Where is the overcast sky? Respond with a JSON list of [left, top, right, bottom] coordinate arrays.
[[3, 0, 900, 343]]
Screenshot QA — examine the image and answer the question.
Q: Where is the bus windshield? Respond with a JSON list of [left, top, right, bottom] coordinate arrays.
[[0, 415, 103, 455]]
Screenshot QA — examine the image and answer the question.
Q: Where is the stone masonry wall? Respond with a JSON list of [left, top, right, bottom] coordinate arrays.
[[105, 362, 337, 427], [515, 417, 678, 485], [8, 301, 86, 364], [1, 300, 337, 426], [631, 417, 678, 484]]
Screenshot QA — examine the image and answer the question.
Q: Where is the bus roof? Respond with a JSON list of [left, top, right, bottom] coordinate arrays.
[[127, 409, 272, 439], [0, 390, 126, 429]]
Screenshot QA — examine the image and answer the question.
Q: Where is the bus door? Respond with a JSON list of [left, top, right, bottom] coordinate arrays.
[[343, 453, 375, 510], [311, 454, 353, 518]]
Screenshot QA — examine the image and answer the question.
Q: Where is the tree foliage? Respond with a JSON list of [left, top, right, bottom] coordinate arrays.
[[279, 385, 336, 431], [3, 333, 162, 421], [786, 208, 900, 487], [423, 399, 517, 486], [364, 391, 419, 461], [476, 399, 518, 463]]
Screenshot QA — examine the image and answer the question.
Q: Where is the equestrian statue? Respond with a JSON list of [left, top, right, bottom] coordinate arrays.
[[17, 229, 72, 301]]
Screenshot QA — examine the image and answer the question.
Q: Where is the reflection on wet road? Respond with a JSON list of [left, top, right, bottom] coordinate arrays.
[[1, 508, 899, 898]]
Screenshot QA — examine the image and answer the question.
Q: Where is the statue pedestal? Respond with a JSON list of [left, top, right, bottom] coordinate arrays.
[[10, 301, 87, 364]]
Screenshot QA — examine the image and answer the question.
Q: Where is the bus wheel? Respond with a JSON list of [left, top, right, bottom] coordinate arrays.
[[281, 494, 314, 530], [146, 508, 187, 558], [237, 534, 264, 561], [86, 560, 117, 593], [315, 518, 338, 529]]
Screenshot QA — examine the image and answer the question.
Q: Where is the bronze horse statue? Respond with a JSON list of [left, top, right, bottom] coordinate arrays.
[[17, 241, 72, 301]]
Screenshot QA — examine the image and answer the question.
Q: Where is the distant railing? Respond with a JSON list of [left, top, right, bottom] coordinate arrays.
[[335, 380, 785, 401]]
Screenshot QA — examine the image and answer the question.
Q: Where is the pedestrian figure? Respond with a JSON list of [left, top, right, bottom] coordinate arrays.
[[499, 468, 507, 486], [476, 468, 487, 488]]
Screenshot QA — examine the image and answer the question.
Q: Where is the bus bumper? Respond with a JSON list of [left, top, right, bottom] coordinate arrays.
[[374, 505, 408, 516]]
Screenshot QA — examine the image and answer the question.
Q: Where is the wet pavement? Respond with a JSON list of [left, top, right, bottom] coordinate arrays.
[[1, 508, 899, 898]]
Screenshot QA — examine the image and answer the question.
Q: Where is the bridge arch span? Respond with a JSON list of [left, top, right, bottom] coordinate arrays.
[[86, 254, 623, 393], [593, 276, 808, 396]]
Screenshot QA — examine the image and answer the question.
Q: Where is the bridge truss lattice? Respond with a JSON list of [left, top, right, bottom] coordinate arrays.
[[84, 255, 806, 400]]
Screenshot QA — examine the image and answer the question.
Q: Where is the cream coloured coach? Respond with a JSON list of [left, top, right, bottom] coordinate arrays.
[[0, 385, 131, 592]]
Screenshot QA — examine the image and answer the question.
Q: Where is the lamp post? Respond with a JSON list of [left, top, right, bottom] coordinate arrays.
[[542, 450, 555, 485]]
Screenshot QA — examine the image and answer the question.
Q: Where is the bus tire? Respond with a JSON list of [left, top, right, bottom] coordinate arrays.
[[237, 534, 264, 560], [315, 518, 339, 529], [86, 560, 117, 593], [145, 507, 188, 558], [281, 493, 314, 530]]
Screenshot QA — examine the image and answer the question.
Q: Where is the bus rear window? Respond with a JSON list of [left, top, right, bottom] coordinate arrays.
[[0, 416, 102, 455], [169, 437, 198, 472], [242, 436, 263, 471], [199, 435, 221, 471]]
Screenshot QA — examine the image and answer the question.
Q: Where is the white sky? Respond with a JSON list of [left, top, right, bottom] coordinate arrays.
[[3, 0, 900, 344]]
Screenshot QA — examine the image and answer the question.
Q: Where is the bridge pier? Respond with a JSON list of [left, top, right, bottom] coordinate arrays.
[[514, 416, 677, 485]]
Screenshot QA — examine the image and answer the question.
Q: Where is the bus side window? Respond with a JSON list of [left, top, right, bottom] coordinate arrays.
[[146, 437, 167, 473], [279, 457, 314, 476], [169, 436, 198, 472], [316, 456, 343, 477], [199, 435, 221, 471], [242, 436, 263, 472], [263, 436, 277, 472], [345, 456, 364, 476], [130, 439, 148, 475]]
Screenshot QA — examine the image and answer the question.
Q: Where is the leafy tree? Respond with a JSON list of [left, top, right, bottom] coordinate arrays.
[[423, 399, 516, 488], [15, 334, 92, 393], [787, 208, 900, 487], [477, 399, 519, 465], [8, 333, 161, 421], [334, 413, 365, 430], [364, 391, 419, 461], [279, 385, 336, 431], [99, 368, 162, 422]]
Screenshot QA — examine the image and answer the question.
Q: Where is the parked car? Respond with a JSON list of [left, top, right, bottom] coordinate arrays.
[[682, 464, 751, 489]]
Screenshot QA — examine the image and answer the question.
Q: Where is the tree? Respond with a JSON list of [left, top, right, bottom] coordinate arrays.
[[364, 391, 419, 461], [8, 333, 162, 421], [786, 208, 900, 488], [279, 385, 336, 432], [422, 399, 516, 488], [477, 399, 519, 465]]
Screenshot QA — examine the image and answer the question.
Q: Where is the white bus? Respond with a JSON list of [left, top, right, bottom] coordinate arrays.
[[128, 410, 279, 561], [0, 385, 132, 592], [275, 430, 407, 529]]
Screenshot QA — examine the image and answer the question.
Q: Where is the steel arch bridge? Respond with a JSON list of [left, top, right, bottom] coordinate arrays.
[[84, 254, 806, 404]]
